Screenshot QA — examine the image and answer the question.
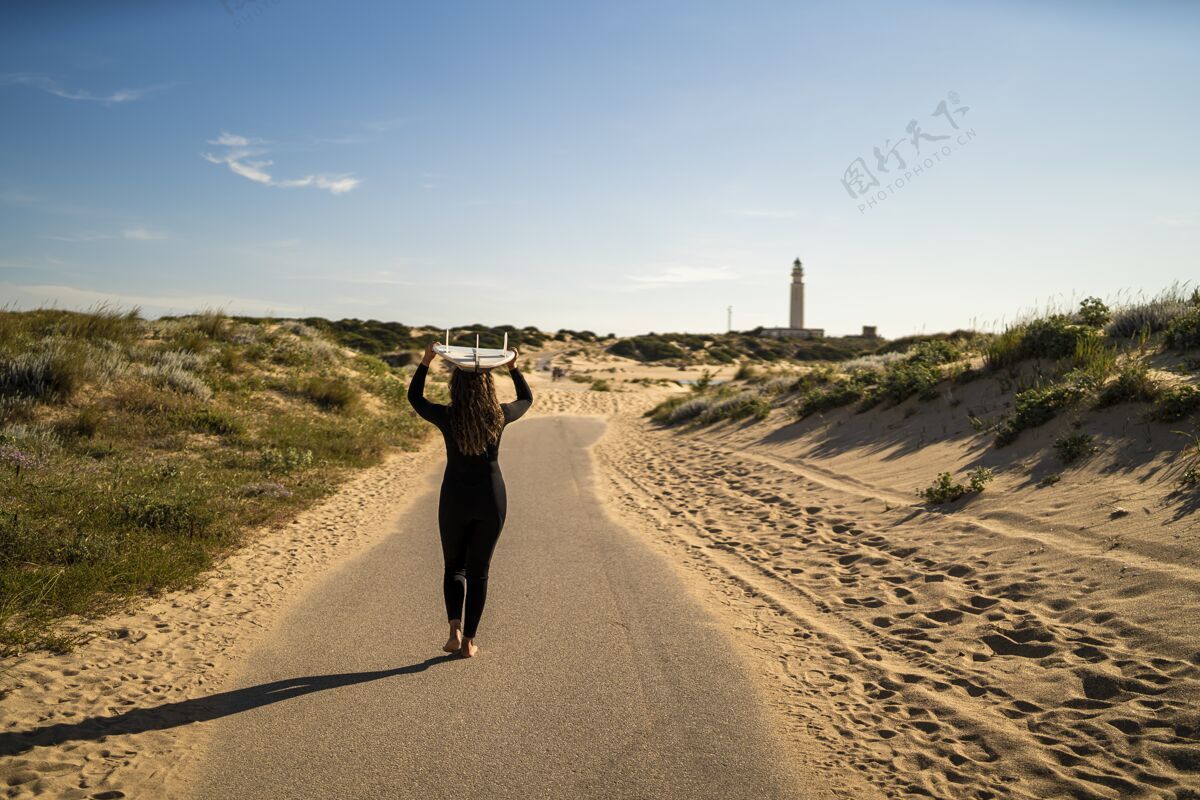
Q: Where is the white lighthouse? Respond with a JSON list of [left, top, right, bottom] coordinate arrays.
[[789, 258, 805, 329], [762, 257, 824, 339]]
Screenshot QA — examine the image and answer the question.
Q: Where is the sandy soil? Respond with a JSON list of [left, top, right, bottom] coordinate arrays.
[[5, 348, 1198, 799], [576, 357, 1200, 799]]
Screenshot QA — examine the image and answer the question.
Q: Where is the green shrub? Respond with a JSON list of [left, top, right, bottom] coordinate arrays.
[[1054, 432, 1097, 464], [697, 390, 771, 425], [795, 378, 866, 418], [646, 395, 682, 421], [297, 317, 422, 355], [986, 316, 1098, 370], [873, 330, 981, 356], [606, 335, 687, 362], [759, 375, 801, 396], [1025, 316, 1097, 360], [301, 376, 359, 412], [0, 341, 91, 401], [185, 407, 244, 436], [270, 332, 342, 368], [918, 467, 994, 505], [1177, 431, 1200, 490], [120, 490, 216, 537], [706, 346, 737, 364], [1165, 308, 1200, 351], [983, 328, 1024, 371], [185, 309, 231, 341], [590, 378, 611, 392], [260, 446, 314, 473], [967, 467, 995, 492], [1153, 385, 1200, 422], [863, 360, 943, 407], [607, 330, 875, 365], [733, 363, 758, 381], [690, 370, 715, 392], [1077, 297, 1111, 328], [215, 346, 246, 374], [648, 396, 711, 425], [1097, 361, 1159, 407], [907, 339, 962, 367], [354, 354, 390, 376], [67, 406, 102, 438], [1073, 336, 1117, 385], [996, 381, 1088, 446]]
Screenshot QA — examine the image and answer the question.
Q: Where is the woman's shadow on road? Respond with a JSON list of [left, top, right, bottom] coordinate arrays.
[[0, 654, 457, 757]]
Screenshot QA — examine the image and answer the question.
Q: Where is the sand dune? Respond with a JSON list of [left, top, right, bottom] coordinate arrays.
[[592, 375, 1200, 799]]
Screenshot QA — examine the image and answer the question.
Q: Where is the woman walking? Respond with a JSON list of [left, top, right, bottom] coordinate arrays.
[[407, 340, 533, 658]]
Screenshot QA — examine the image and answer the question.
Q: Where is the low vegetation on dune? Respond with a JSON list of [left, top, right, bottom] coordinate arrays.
[[608, 330, 878, 365], [234, 317, 563, 361], [917, 467, 994, 505], [0, 307, 433, 655], [647, 288, 1200, 489]]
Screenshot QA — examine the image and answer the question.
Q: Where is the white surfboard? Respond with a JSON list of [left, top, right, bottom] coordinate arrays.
[[433, 330, 517, 372]]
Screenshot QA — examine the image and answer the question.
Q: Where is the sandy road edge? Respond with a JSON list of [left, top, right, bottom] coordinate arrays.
[[581, 413, 865, 800], [0, 436, 443, 800]]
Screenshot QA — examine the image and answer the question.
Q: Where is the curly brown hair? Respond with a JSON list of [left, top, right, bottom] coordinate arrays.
[[448, 368, 505, 456]]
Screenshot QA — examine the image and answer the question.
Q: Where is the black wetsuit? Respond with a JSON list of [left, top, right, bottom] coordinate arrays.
[[407, 363, 533, 638]]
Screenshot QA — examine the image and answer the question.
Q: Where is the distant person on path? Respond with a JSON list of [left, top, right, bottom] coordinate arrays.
[[407, 341, 533, 658]]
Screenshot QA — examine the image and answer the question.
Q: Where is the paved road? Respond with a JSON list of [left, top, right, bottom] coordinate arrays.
[[188, 416, 806, 800]]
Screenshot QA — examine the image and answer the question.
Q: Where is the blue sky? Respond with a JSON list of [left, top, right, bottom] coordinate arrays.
[[1, 1, 1197, 336]]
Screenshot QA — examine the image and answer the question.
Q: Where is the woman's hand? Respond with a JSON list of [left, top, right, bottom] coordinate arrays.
[[422, 340, 436, 366], [510, 346, 520, 359]]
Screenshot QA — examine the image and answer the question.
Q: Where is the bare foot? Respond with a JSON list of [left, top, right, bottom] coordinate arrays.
[[459, 638, 479, 658], [442, 622, 463, 653]]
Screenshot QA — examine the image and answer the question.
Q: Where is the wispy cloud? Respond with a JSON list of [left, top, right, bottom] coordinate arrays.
[[729, 208, 802, 219], [39, 232, 114, 243], [202, 132, 361, 195], [0, 188, 37, 206], [122, 227, 166, 241], [1154, 213, 1200, 228], [626, 265, 739, 287], [39, 228, 166, 243], [308, 271, 415, 287], [0, 259, 48, 271], [332, 295, 392, 307], [1, 282, 303, 316], [0, 73, 164, 104]]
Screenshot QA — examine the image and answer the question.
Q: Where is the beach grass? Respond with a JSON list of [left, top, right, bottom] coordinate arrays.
[[0, 307, 429, 655]]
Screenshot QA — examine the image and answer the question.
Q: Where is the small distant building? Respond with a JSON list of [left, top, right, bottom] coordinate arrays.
[[761, 258, 825, 339], [861, 325, 879, 339]]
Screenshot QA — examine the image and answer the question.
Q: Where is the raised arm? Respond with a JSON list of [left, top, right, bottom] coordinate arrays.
[[502, 357, 533, 424], [407, 343, 445, 425]]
